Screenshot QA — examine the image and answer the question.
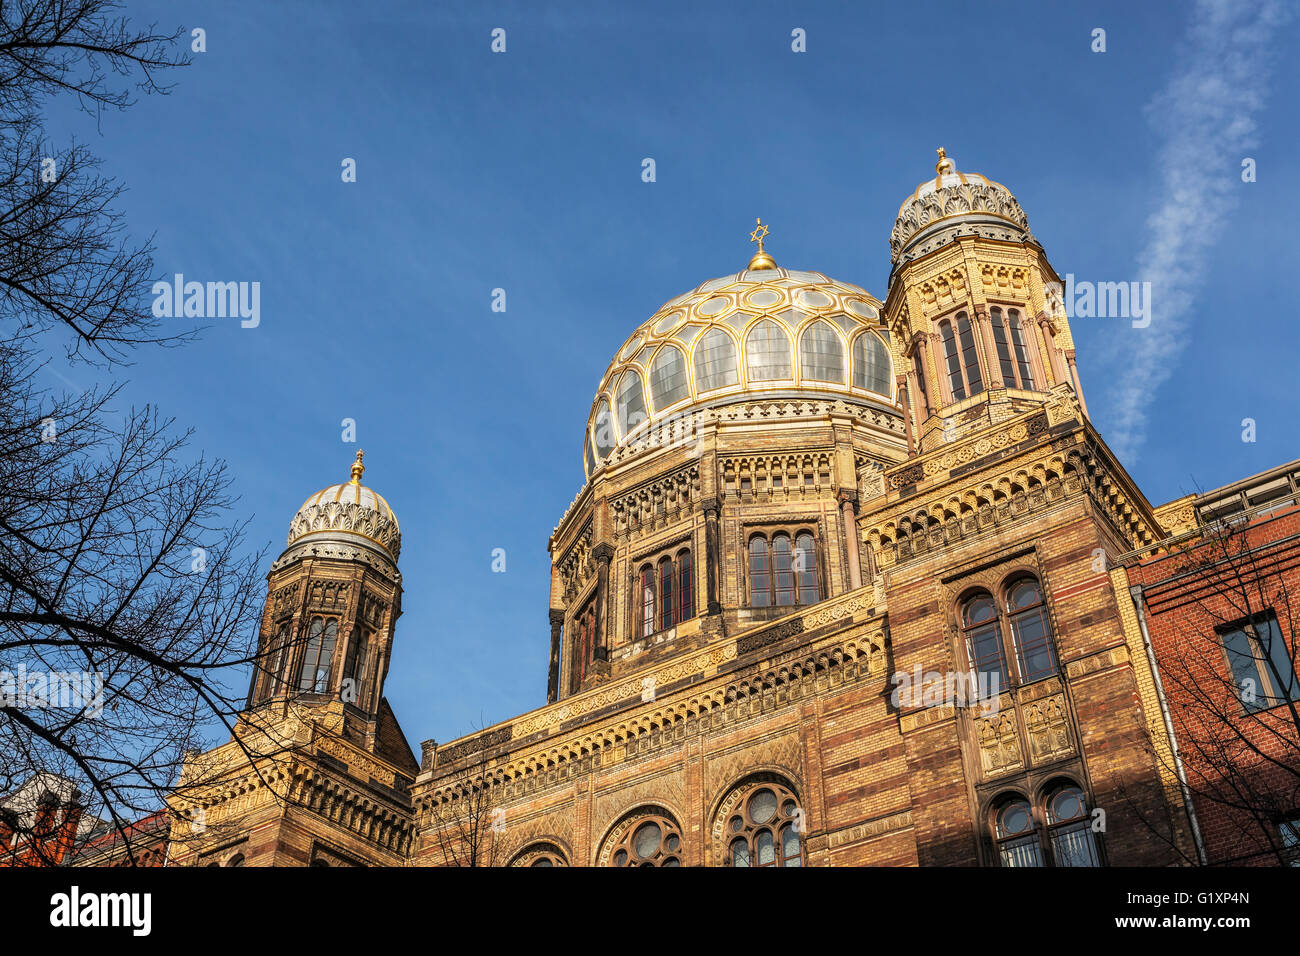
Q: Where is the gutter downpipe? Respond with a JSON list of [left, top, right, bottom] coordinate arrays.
[[1130, 583, 1208, 865]]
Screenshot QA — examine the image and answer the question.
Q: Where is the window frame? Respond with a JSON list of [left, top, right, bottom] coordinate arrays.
[[747, 529, 821, 609], [958, 573, 1060, 692], [1219, 610, 1299, 713]]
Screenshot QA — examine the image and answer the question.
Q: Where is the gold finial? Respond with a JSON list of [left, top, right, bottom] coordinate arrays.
[[349, 449, 365, 485], [935, 146, 954, 176], [747, 217, 777, 270]]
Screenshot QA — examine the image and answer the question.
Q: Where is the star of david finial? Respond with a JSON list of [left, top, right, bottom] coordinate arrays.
[[747, 217, 777, 271]]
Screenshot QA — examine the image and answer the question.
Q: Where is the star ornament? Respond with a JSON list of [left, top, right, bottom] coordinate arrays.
[[749, 218, 770, 247]]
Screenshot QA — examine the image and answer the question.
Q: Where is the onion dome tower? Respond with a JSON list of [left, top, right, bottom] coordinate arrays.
[[246, 450, 411, 765], [884, 148, 1086, 455], [547, 221, 908, 702]]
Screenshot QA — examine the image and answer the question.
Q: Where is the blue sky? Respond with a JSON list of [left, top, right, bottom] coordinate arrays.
[[38, 0, 1300, 753]]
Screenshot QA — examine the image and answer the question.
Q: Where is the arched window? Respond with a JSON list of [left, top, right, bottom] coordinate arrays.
[[658, 557, 675, 631], [694, 327, 739, 392], [957, 312, 983, 396], [994, 796, 1043, 867], [745, 319, 792, 382], [749, 536, 771, 608], [1008, 578, 1056, 682], [853, 332, 891, 394], [649, 345, 690, 410], [615, 370, 647, 439], [226, 853, 245, 867], [677, 550, 693, 622], [961, 576, 1058, 690], [799, 320, 845, 383], [991, 784, 1100, 867], [569, 597, 597, 694], [961, 593, 1006, 687], [510, 843, 569, 867], [939, 319, 964, 400], [988, 307, 1017, 387], [723, 781, 804, 867], [1044, 784, 1100, 867], [794, 531, 818, 604], [592, 399, 615, 460], [749, 532, 820, 608], [298, 617, 338, 693], [636, 551, 696, 636], [606, 812, 683, 867], [639, 565, 655, 638]]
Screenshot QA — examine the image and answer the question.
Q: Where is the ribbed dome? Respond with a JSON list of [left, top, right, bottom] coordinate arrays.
[[890, 149, 1033, 266], [583, 266, 893, 478], [286, 451, 402, 560]]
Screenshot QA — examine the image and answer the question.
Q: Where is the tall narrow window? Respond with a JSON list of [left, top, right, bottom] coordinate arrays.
[[298, 617, 337, 694], [939, 320, 964, 400], [343, 630, 369, 707], [956, 312, 983, 396], [639, 566, 656, 638], [677, 550, 693, 622], [262, 620, 290, 700], [649, 345, 690, 410], [794, 532, 818, 605], [962, 593, 1007, 687], [658, 558, 675, 631], [772, 534, 795, 606], [989, 307, 1017, 386], [1008, 579, 1056, 683], [616, 370, 647, 440], [749, 537, 771, 608], [1007, 310, 1035, 389], [995, 798, 1044, 867], [912, 352, 928, 414]]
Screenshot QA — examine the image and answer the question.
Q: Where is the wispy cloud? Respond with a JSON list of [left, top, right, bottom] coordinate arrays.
[[1105, 0, 1291, 463]]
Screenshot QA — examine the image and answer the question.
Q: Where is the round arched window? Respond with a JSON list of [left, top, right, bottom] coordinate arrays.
[[607, 813, 683, 867], [724, 782, 804, 867], [510, 842, 569, 867], [994, 797, 1042, 867], [1043, 784, 1100, 867]]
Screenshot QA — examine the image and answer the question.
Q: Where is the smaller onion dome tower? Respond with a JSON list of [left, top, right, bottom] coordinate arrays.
[[885, 148, 1085, 455], [246, 450, 410, 763]]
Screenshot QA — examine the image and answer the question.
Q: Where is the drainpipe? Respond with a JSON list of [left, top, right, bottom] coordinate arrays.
[[1129, 584, 1208, 865]]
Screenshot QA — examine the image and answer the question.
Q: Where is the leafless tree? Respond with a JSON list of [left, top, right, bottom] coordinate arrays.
[[424, 730, 506, 867], [0, 2, 279, 866]]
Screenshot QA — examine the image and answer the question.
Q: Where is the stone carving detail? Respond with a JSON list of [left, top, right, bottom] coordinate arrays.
[[307, 580, 350, 610], [977, 712, 1023, 776], [612, 466, 700, 538], [557, 521, 595, 600], [436, 726, 512, 766], [1023, 695, 1074, 763], [288, 499, 402, 560]]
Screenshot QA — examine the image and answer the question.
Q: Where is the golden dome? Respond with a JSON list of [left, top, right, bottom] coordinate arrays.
[[286, 450, 402, 560], [890, 147, 1032, 265], [582, 265, 893, 478]]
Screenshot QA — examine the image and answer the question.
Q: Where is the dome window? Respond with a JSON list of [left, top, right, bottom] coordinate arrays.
[[649, 345, 690, 410], [592, 399, 616, 460], [799, 320, 845, 384], [693, 327, 739, 392], [615, 371, 647, 439], [745, 319, 793, 382], [853, 331, 892, 395]]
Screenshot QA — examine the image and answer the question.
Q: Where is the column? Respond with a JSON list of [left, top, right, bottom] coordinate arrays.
[[591, 543, 614, 670], [546, 609, 563, 703], [1065, 350, 1090, 420], [703, 499, 722, 614], [837, 489, 863, 591]]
